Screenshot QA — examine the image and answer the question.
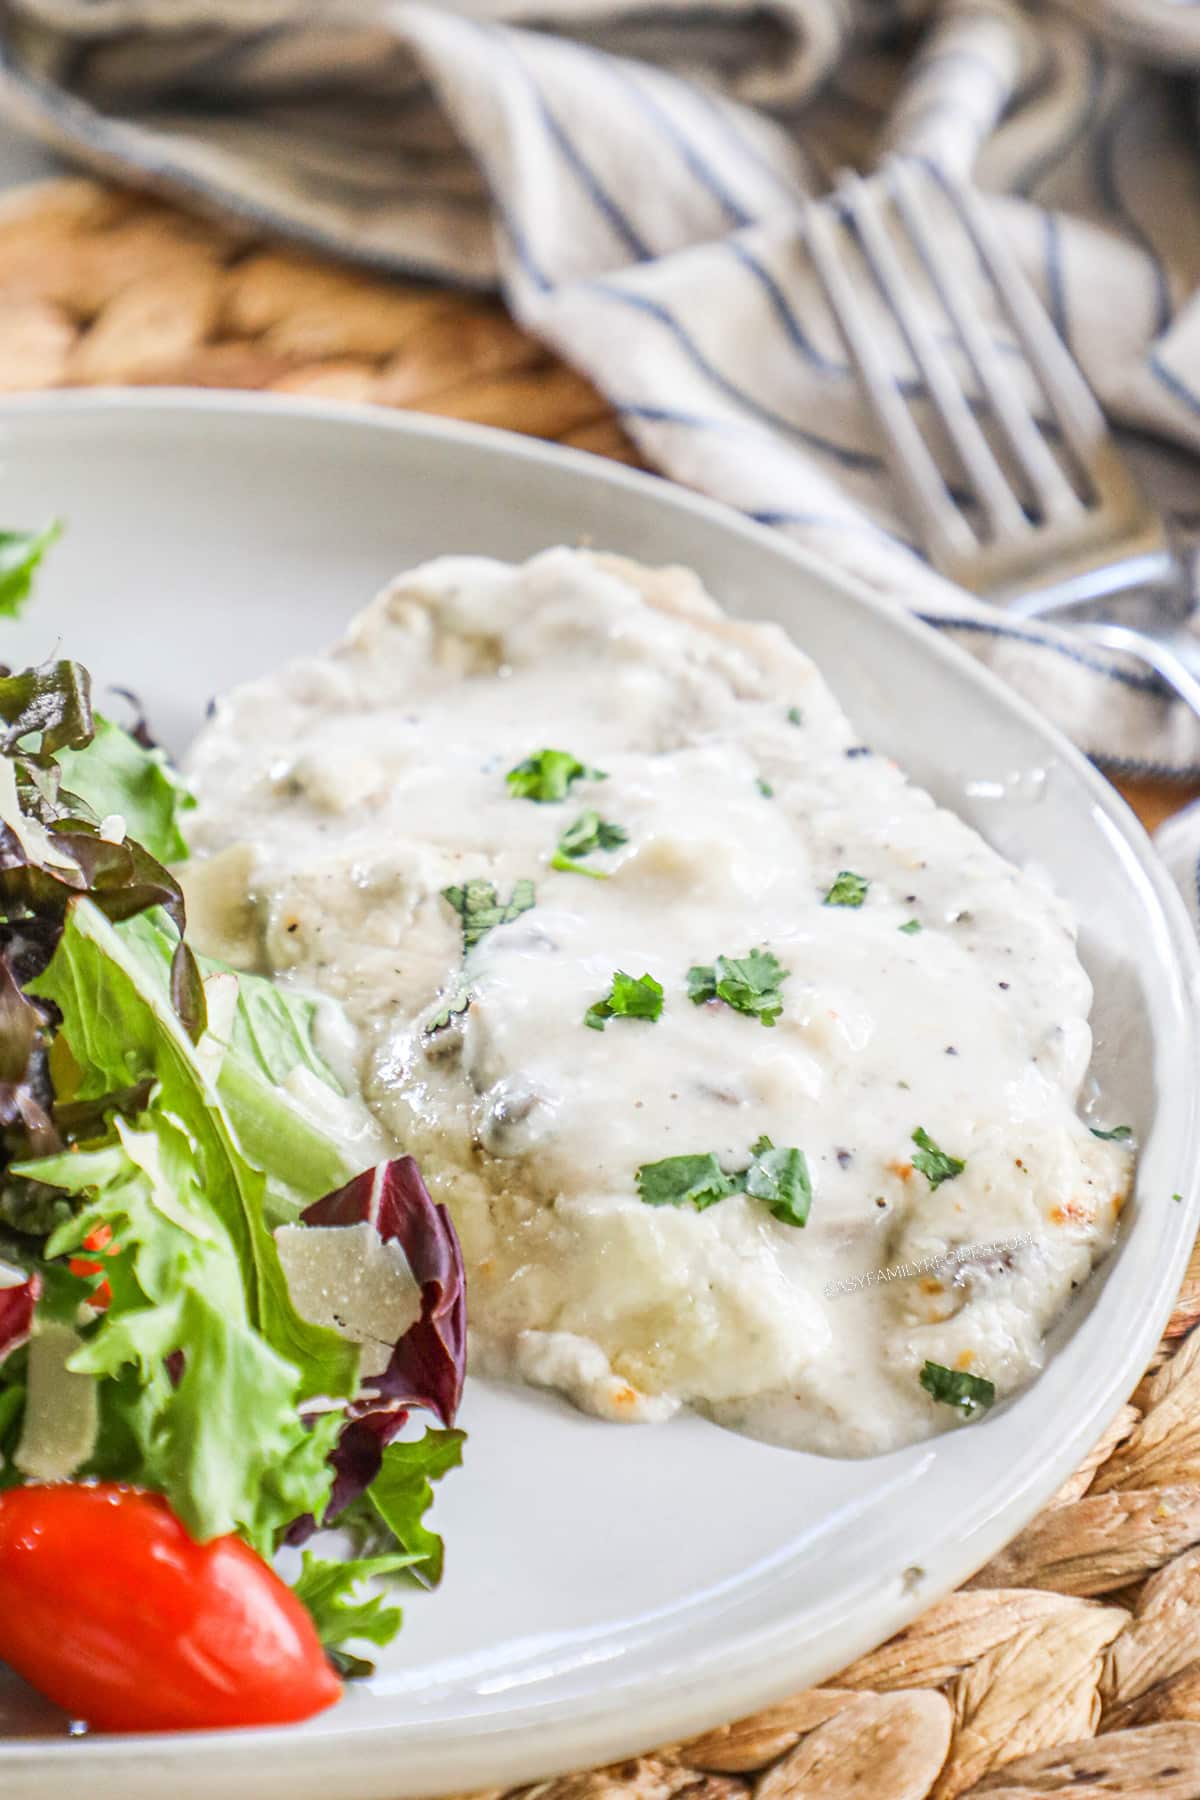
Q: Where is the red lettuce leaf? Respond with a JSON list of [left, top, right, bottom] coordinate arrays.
[[323, 1409, 408, 1525], [288, 1158, 466, 1539], [301, 1157, 466, 1427], [0, 659, 92, 759], [0, 659, 206, 1050], [0, 1270, 39, 1362], [0, 947, 58, 1159]]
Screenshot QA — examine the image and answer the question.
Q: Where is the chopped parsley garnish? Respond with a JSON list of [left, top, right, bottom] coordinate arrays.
[[425, 980, 472, 1035], [744, 1134, 812, 1227], [910, 1126, 965, 1188], [551, 809, 628, 878], [636, 1152, 738, 1211], [687, 947, 789, 1027], [899, 919, 922, 935], [636, 1137, 811, 1226], [441, 878, 535, 952], [824, 870, 869, 908], [756, 776, 775, 799], [506, 748, 606, 803], [585, 970, 663, 1032], [920, 1360, 995, 1418], [1090, 1124, 1132, 1142], [787, 706, 804, 726]]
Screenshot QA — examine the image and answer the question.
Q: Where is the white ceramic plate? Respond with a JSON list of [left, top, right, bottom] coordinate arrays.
[[0, 391, 1197, 1800]]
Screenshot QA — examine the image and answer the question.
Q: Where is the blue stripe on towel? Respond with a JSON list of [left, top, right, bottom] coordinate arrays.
[[727, 240, 841, 373], [683, 81, 808, 207], [1149, 352, 1200, 421], [750, 508, 923, 555], [588, 282, 889, 470], [1042, 210, 1070, 345], [602, 59, 754, 228], [1090, 750, 1200, 780], [484, 25, 653, 263], [919, 613, 1165, 693]]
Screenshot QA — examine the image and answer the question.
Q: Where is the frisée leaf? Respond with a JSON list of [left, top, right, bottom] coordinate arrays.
[[28, 1114, 344, 1552], [344, 1428, 466, 1588], [292, 1550, 419, 1663]]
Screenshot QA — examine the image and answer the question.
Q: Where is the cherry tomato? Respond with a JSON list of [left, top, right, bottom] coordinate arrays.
[[0, 1483, 342, 1731], [69, 1224, 115, 1309]]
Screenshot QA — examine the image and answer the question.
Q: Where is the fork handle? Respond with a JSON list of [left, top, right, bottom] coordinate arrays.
[[1003, 548, 1182, 622], [1080, 621, 1200, 725]]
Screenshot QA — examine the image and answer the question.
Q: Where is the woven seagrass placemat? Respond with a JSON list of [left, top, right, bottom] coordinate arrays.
[[6, 172, 1200, 1800]]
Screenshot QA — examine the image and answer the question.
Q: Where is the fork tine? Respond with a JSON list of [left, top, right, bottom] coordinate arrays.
[[884, 155, 1085, 527], [838, 170, 1029, 544], [801, 193, 978, 571], [926, 162, 1112, 476]]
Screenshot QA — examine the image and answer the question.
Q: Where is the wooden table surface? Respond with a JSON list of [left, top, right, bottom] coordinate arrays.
[[1112, 771, 1199, 834]]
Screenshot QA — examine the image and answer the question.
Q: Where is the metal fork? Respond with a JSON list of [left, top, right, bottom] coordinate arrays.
[[802, 156, 1200, 717]]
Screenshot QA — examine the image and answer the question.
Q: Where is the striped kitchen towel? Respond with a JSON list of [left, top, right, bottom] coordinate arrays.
[[4, 0, 1200, 792]]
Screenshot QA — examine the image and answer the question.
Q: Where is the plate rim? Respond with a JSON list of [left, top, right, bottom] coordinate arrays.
[[0, 387, 1197, 1795]]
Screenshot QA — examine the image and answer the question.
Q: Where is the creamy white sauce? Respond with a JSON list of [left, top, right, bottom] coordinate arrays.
[[184, 549, 1130, 1455]]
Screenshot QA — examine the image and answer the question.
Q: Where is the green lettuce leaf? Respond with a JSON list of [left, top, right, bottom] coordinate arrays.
[[57, 716, 196, 864], [220, 967, 342, 1094], [118, 909, 353, 1211], [0, 523, 60, 620], [26, 898, 359, 1403]]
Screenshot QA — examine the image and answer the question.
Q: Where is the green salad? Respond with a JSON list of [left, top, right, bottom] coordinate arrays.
[[0, 527, 466, 1731]]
